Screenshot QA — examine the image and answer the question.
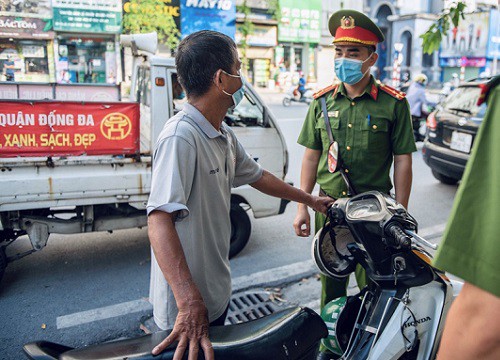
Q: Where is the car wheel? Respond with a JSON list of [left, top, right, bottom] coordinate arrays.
[[229, 203, 251, 259], [282, 97, 291, 107], [432, 170, 459, 185]]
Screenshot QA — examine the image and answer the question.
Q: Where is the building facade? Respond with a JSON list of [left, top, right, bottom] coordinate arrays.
[[0, 0, 122, 86]]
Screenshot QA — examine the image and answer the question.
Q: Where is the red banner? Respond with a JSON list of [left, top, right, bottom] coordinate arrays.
[[0, 101, 140, 157]]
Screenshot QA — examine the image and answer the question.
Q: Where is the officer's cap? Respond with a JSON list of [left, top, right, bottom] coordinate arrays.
[[329, 10, 384, 46]]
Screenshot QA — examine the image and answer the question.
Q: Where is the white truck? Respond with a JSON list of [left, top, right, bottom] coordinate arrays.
[[0, 33, 291, 285]]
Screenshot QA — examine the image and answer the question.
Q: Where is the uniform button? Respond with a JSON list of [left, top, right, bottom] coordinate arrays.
[[348, 123, 353, 128], [346, 146, 351, 151], [342, 191, 347, 196], [372, 125, 378, 130], [351, 101, 355, 106]]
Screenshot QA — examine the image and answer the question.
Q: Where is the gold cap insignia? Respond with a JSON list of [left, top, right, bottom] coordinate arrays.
[[340, 16, 355, 29]]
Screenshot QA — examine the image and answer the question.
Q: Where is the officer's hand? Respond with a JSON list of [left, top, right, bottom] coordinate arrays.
[[294, 206, 311, 237], [310, 195, 334, 215], [152, 299, 214, 360]]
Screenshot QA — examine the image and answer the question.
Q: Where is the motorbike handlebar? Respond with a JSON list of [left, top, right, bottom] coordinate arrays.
[[385, 223, 412, 249]]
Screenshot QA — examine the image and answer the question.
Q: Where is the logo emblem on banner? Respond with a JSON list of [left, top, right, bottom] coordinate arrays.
[[100, 113, 132, 140]]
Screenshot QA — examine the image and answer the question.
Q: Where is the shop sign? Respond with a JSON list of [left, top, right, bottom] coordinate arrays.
[[440, 11, 489, 58], [278, 0, 321, 43], [439, 57, 486, 67], [0, 0, 52, 19], [0, 101, 139, 157], [180, 0, 236, 39], [486, 8, 500, 59], [52, 0, 122, 33], [236, 24, 277, 47], [0, 16, 54, 39], [123, 0, 181, 36]]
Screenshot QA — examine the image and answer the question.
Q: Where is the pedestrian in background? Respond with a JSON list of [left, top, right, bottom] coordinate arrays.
[[292, 10, 416, 359], [147, 30, 333, 360], [434, 83, 500, 360]]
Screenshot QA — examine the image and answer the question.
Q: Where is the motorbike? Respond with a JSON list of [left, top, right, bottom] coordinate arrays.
[[23, 306, 327, 359], [412, 103, 436, 142], [23, 143, 461, 360], [282, 86, 314, 106], [312, 140, 461, 359]]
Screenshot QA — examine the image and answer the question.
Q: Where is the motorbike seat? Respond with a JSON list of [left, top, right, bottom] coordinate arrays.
[[24, 306, 327, 360]]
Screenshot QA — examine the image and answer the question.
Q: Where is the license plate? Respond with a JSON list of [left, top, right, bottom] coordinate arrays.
[[450, 131, 472, 153]]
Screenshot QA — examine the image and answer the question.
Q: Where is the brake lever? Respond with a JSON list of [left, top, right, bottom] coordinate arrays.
[[405, 230, 438, 250]]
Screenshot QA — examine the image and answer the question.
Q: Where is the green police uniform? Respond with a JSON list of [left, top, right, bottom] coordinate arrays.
[[434, 85, 500, 297], [298, 77, 417, 306]]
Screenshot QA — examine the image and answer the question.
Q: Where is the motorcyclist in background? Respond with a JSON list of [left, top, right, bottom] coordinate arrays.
[[297, 75, 307, 99], [406, 74, 429, 141]]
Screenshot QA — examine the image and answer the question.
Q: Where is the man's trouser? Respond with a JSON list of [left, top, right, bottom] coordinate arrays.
[[315, 211, 368, 354]]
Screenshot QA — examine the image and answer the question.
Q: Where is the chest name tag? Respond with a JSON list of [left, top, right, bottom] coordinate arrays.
[[328, 111, 339, 118]]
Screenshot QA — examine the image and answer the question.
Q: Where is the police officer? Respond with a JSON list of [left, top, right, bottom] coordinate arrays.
[[433, 84, 500, 360], [292, 10, 416, 358]]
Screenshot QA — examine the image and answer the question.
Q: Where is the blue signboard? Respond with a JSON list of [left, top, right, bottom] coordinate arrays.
[[486, 8, 500, 59], [180, 0, 236, 39]]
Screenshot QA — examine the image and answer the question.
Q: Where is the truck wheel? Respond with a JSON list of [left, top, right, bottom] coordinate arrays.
[[432, 170, 459, 185], [229, 203, 251, 259], [282, 97, 291, 107], [0, 246, 6, 285]]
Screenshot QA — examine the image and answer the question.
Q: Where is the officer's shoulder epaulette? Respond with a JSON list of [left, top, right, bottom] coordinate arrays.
[[378, 83, 406, 100], [313, 83, 339, 99]]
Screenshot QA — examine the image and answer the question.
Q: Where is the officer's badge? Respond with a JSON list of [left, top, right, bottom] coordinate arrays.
[[340, 16, 355, 29]]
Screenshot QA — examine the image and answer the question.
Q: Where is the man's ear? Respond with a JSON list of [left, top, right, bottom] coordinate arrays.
[[370, 53, 378, 66], [213, 69, 223, 85]]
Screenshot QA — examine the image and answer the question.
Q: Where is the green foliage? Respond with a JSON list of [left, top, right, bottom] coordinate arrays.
[[122, 0, 180, 51], [421, 1, 466, 55], [236, 1, 254, 74]]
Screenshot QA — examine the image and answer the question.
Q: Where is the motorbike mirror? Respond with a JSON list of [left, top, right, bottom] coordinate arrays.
[[328, 141, 339, 173]]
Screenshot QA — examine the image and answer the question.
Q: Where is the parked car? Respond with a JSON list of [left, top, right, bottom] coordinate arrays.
[[422, 75, 500, 185]]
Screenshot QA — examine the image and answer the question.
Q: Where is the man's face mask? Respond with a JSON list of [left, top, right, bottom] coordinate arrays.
[[334, 53, 373, 85], [221, 70, 245, 108]]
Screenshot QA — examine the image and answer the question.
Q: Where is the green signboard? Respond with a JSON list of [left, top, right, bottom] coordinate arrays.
[[278, 0, 321, 43], [52, 0, 122, 33]]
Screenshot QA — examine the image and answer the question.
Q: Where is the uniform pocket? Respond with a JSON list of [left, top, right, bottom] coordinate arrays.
[[315, 117, 340, 144], [361, 117, 390, 151]]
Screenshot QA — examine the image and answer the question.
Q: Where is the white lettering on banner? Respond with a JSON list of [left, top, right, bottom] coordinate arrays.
[[0, 19, 37, 29], [0, 113, 35, 127], [185, 0, 233, 10]]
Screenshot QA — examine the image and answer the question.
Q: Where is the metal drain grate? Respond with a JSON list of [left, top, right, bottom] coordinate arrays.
[[225, 290, 286, 325]]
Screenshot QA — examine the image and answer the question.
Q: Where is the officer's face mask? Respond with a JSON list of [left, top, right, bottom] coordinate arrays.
[[221, 70, 245, 109], [334, 53, 373, 85]]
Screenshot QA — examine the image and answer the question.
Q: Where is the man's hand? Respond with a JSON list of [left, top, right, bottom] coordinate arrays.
[[293, 206, 311, 237], [309, 195, 334, 214], [152, 299, 214, 360]]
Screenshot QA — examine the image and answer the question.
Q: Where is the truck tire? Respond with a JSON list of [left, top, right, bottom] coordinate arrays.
[[431, 170, 459, 185], [0, 246, 6, 285], [229, 203, 251, 259]]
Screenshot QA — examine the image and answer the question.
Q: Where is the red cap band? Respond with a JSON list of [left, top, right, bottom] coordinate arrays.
[[334, 26, 379, 45]]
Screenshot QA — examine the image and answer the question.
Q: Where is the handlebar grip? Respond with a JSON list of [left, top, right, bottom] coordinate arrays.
[[386, 224, 412, 249]]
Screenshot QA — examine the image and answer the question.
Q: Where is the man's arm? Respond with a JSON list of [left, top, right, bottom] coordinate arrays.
[[437, 282, 500, 360], [250, 157, 331, 216], [148, 210, 214, 360], [293, 148, 321, 236], [393, 153, 412, 208]]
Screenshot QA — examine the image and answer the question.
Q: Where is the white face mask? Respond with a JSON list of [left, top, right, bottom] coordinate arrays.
[[221, 70, 245, 108]]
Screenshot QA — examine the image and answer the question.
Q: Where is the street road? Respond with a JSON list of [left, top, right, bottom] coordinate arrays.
[[0, 91, 458, 359]]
